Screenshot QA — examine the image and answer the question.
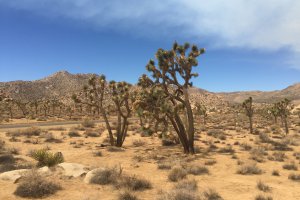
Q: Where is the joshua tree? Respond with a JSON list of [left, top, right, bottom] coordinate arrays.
[[137, 42, 205, 154], [73, 75, 133, 147], [275, 98, 292, 135], [269, 104, 280, 124], [14, 99, 29, 117], [242, 97, 254, 134], [194, 102, 208, 125]]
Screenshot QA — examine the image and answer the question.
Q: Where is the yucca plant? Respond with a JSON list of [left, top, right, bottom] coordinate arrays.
[[30, 149, 64, 167]]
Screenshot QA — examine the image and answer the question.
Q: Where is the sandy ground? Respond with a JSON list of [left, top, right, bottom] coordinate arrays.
[[0, 119, 300, 200]]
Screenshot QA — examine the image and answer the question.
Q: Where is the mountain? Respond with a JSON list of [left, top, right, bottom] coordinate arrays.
[[218, 83, 300, 104], [0, 71, 299, 107], [0, 71, 96, 101]]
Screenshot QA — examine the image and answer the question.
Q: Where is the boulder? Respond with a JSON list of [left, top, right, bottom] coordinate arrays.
[[0, 169, 28, 183], [57, 163, 89, 178]]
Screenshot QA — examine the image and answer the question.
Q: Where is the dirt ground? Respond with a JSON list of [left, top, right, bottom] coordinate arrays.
[[0, 117, 300, 200]]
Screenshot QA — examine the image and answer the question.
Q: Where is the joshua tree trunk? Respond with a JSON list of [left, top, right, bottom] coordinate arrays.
[[283, 117, 289, 135], [249, 116, 253, 134], [183, 88, 195, 154]]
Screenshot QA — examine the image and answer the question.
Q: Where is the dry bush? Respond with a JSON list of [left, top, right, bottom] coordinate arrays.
[[204, 160, 217, 166], [240, 143, 252, 151], [158, 189, 199, 200], [132, 139, 146, 147], [118, 191, 139, 200], [7, 127, 42, 137], [29, 149, 64, 167], [282, 162, 298, 171], [14, 170, 61, 198], [257, 180, 271, 192], [168, 167, 188, 182], [255, 194, 273, 200], [207, 129, 226, 140], [84, 130, 100, 137], [237, 163, 263, 175], [268, 152, 286, 162], [43, 133, 63, 143], [218, 145, 235, 154], [186, 165, 209, 175], [48, 127, 66, 131], [81, 118, 95, 128], [118, 175, 152, 191], [90, 167, 121, 185], [174, 179, 198, 191], [259, 132, 271, 143], [162, 139, 176, 146], [157, 161, 172, 170], [201, 188, 223, 200], [288, 173, 300, 181], [272, 170, 280, 176], [68, 130, 81, 137], [250, 147, 267, 163]]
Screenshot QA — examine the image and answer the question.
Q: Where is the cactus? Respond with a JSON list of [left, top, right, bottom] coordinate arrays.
[[137, 42, 205, 154], [242, 97, 254, 134]]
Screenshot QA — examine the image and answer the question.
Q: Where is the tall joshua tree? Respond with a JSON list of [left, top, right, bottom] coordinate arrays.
[[275, 98, 292, 135], [138, 42, 205, 154], [269, 104, 280, 124], [242, 97, 254, 134], [73, 75, 133, 147]]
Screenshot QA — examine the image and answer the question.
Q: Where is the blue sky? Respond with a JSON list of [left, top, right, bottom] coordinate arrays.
[[0, 0, 299, 92]]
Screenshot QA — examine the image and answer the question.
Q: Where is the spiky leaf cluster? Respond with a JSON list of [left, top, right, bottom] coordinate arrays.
[[242, 97, 254, 117]]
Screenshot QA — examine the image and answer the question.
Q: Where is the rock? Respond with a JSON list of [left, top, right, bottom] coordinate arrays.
[[57, 163, 89, 178], [38, 166, 52, 176], [84, 168, 105, 184], [0, 169, 28, 183]]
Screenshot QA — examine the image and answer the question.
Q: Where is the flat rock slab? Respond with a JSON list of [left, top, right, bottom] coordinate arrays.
[[57, 163, 89, 178], [84, 168, 105, 184], [0, 166, 51, 183], [0, 169, 28, 183]]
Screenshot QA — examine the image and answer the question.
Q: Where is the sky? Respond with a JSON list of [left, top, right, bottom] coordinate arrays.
[[0, 0, 299, 92]]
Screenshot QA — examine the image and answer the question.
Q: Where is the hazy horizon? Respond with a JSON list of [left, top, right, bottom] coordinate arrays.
[[1, 1, 300, 92]]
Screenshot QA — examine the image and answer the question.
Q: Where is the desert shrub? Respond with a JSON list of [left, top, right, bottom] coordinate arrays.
[[90, 167, 121, 185], [157, 161, 172, 170], [259, 132, 271, 143], [218, 145, 235, 154], [30, 149, 64, 167], [132, 139, 146, 147], [118, 175, 152, 191], [14, 170, 61, 198], [255, 194, 273, 200], [68, 130, 81, 137], [237, 163, 263, 175], [43, 133, 63, 143], [118, 191, 139, 200], [162, 139, 176, 146], [0, 139, 5, 151], [282, 162, 298, 171], [207, 129, 226, 140], [81, 118, 95, 128], [240, 143, 252, 151], [174, 179, 198, 191], [257, 180, 271, 192], [93, 151, 103, 157], [186, 165, 209, 175], [272, 170, 280, 176], [48, 127, 66, 131], [202, 188, 223, 200], [168, 167, 187, 182], [0, 154, 15, 164], [7, 127, 41, 137], [250, 147, 267, 163], [268, 152, 286, 162], [84, 130, 100, 137], [288, 173, 300, 181], [204, 160, 217, 166]]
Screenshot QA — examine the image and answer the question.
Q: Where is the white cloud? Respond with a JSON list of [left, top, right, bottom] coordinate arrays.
[[1, 0, 300, 68]]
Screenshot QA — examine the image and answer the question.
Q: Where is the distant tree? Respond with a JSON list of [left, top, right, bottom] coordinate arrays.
[[194, 102, 208, 125], [137, 42, 205, 154], [242, 97, 254, 134], [275, 98, 293, 135], [269, 104, 280, 124], [14, 99, 29, 117]]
